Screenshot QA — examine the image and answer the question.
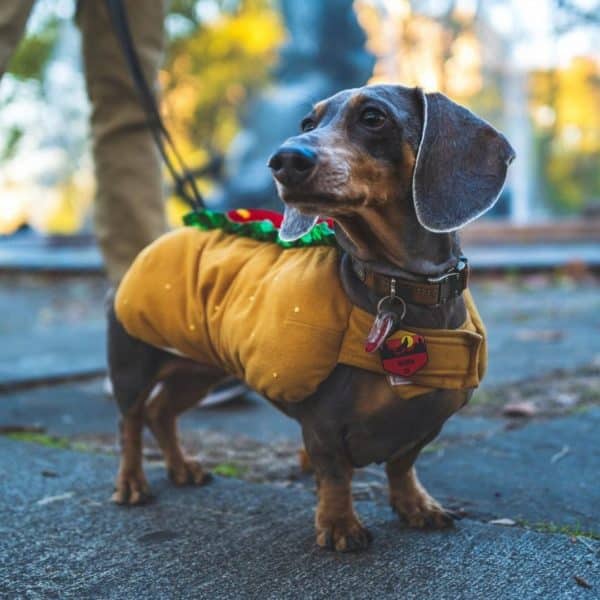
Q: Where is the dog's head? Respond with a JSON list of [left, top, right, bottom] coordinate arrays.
[[269, 85, 515, 241]]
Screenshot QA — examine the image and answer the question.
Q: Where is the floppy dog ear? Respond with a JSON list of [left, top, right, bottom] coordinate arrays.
[[412, 89, 515, 233]]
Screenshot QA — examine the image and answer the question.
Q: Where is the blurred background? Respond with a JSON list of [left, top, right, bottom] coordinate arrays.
[[1, 3, 599, 564], [0, 0, 598, 392], [0, 0, 598, 239]]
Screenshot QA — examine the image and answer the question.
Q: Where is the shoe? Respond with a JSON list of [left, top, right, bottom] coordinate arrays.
[[201, 377, 250, 407]]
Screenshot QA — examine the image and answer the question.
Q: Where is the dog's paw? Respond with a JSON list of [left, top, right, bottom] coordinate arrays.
[[112, 468, 152, 506], [390, 491, 454, 529], [316, 516, 373, 552], [168, 458, 212, 487]]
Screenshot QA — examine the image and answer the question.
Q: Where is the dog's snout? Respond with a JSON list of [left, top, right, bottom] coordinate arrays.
[[268, 146, 317, 186]]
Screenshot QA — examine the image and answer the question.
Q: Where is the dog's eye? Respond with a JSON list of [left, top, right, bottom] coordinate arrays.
[[301, 118, 316, 133], [360, 108, 386, 128]]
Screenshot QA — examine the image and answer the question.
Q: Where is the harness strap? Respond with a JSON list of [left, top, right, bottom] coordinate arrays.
[[103, 0, 205, 210], [338, 289, 487, 393]]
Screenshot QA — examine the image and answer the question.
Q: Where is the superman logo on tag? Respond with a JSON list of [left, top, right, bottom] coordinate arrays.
[[380, 333, 428, 377]]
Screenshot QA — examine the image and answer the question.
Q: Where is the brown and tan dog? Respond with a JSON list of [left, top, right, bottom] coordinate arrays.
[[107, 84, 514, 552]]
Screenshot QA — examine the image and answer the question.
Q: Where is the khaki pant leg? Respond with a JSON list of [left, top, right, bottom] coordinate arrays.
[[77, 0, 168, 284], [0, 0, 36, 77]]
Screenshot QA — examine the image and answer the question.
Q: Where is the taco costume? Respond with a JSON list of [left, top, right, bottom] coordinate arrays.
[[115, 209, 487, 403]]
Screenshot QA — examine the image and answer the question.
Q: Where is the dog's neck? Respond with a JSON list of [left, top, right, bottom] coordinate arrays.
[[333, 202, 461, 277], [334, 205, 467, 330]]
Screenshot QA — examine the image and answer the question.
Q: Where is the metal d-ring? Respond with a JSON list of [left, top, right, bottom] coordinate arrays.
[[377, 294, 407, 321]]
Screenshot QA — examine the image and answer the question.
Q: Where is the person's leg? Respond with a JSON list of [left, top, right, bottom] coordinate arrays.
[[77, 0, 168, 284], [0, 0, 36, 78]]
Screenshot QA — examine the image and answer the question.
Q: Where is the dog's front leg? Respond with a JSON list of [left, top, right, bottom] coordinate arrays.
[[386, 448, 453, 529], [311, 455, 372, 552]]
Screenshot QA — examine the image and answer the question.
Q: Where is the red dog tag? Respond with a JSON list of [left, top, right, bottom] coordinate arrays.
[[365, 311, 396, 353], [380, 332, 428, 377]]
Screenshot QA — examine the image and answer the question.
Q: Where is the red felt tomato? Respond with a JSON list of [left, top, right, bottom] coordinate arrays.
[[226, 209, 333, 231]]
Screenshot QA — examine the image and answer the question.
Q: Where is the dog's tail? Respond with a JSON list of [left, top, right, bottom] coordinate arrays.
[[106, 289, 166, 415]]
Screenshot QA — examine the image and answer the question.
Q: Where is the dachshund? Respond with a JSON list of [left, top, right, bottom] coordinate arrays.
[[107, 84, 515, 552]]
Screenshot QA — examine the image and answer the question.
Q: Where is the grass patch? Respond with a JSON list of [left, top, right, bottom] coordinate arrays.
[[469, 389, 495, 406], [579, 388, 600, 404], [520, 520, 600, 541], [6, 432, 70, 448], [213, 462, 246, 478], [570, 404, 594, 415], [4, 432, 92, 453], [421, 442, 444, 454]]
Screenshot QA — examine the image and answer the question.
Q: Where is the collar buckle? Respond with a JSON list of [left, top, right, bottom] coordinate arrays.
[[427, 258, 469, 304]]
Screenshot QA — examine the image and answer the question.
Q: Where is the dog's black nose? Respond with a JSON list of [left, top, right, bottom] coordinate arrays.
[[268, 146, 317, 186]]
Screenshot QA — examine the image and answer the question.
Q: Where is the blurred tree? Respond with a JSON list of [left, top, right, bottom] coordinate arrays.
[[0, 0, 284, 230], [1, 15, 60, 161], [355, 0, 510, 138], [160, 0, 284, 220], [553, 0, 600, 31], [531, 57, 600, 213], [356, 0, 600, 217], [6, 15, 60, 80], [2, 0, 598, 230], [163, 0, 283, 160]]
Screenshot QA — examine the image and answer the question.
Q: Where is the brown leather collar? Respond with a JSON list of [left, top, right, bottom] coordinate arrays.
[[351, 257, 469, 306]]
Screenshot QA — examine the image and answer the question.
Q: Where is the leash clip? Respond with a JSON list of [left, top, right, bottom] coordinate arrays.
[[376, 294, 406, 321]]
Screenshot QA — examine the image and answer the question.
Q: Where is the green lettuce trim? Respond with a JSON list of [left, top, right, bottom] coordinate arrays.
[[183, 209, 337, 249]]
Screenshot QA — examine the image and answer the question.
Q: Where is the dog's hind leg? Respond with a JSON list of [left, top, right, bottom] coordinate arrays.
[[144, 362, 225, 486], [113, 406, 151, 505], [107, 293, 164, 505]]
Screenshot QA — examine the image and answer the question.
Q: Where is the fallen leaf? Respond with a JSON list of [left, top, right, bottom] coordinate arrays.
[[36, 492, 74, 506], [489, 518, 517, 526], [503, 401, 537, 418], [0, 425, 45, 434], [550, 445, 570, 464], [80, 499, 103, 507], [514, 329, 564, 343], [554, 393, 577, 407], [143, 448, 163, 461], [574, 575, 592, 589]]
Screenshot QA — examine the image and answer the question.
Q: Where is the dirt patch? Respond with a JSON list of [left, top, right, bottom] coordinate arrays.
[[465, 364, 600, 419], [69, 429, 392, 504]]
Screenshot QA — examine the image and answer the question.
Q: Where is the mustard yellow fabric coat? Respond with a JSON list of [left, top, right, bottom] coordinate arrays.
[[116, 227, 487, 403]]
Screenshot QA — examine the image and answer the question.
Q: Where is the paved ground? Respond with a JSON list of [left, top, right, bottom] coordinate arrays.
[[1, 438, 598, 600], [0, 274, 106, 387], [1, 272, 599, 599]]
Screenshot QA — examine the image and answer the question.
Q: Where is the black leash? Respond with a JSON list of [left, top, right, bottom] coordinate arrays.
[[103, 0, 204, 210]]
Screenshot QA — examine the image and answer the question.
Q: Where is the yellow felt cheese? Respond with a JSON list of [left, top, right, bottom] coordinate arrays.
[[116, 227, 486, 402]]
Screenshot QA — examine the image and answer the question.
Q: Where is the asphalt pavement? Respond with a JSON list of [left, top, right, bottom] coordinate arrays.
[[1, 272, 599, 599]]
